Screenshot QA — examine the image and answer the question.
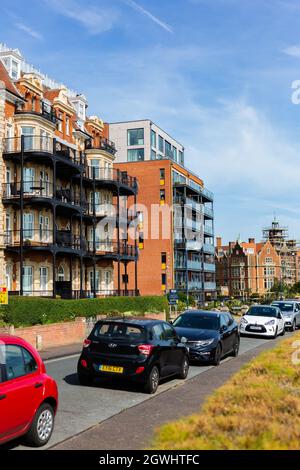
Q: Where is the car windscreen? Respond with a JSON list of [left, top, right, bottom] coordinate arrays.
[[247, 307, 277, 317], [92, 323, 145, 341], [272, 303, 293, 312], [173, 314, 219, 330]]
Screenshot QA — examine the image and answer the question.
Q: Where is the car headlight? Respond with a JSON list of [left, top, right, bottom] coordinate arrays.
[[195, 339, 215, 347], [265, 319, 275, 326], [240, 317, 248, 324]]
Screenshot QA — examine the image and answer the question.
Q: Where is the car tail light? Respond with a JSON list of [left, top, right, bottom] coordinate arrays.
[[138, 344, 155, 356], [83, 339, 91, 348], [135, 366, 145, 374], [81, 359, 87, 368]]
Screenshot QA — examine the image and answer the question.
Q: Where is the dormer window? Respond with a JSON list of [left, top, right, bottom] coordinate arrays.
[[11, 60, 19, 79], [78, 103, 85, 120]]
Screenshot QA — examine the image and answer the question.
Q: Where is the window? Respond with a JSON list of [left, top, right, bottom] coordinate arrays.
[[22, 266, 33, 295], [21, 126, 34, 151], [23, 213, 34, 239], [66, 116, 70, 135], [6, 264, 12, 291], [179, 150, 184, 165], [127, 148, 144, 162], [151, 150, 156, 160], [161, 273, 166, 286], [163, 324, 177, 340], [159, 135, 164, 153], [265, 257, 273, 264], [58, 266, 65, 282], [31, 96, 35, 111], [152, 324, 165, 341], [172, 146, 177, 161], [127, 128, 144, 146], [104, 271, 112, 288], [160, 168, 165, 181], [165, 141, 172, 158], [40, 267, 48, 292], [90, 159, 101, 179], [57, 112, 63, 132], [11, 60, 19, 80], [160, 189, 165, 202], [161, 252, 166, 269], [139, 232, 144, 250], [151, 130, 156, 148], [90, 270, 100, 291], [3, 345, 37, 381]]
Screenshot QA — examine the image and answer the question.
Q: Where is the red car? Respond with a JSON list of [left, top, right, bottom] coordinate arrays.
[[0, 335, 58, 447]]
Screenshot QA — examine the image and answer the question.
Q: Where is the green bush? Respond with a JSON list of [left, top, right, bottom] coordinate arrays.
[[2, 295, 168, 327]]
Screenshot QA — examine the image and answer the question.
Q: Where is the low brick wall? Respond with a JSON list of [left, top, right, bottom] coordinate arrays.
[[0, 317, 87, 351], [0, 312, 167, 351]]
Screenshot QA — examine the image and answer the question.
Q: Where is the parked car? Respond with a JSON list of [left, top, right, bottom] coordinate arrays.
[[172, 310, 240, 365], [77, 318, 189, 394], [0, 335, 58, 447], [240, 305, 285, 338], [271, 300, 300, 331]]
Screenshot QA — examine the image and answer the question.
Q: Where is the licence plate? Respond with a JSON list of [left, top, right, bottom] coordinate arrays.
[[99, 365, 124, 373], [250, 326, 262, 331]]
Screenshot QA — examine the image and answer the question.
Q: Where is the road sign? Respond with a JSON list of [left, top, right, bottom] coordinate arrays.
[[167, 289, 179, 304], [0, 287, 8, 305]]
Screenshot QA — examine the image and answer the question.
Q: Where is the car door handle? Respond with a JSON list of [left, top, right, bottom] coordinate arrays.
[[34, 382, 43, 389], [0, 394, 6, 400]]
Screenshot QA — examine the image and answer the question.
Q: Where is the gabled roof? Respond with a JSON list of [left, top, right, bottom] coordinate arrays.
[[0, 60, 23, 98]]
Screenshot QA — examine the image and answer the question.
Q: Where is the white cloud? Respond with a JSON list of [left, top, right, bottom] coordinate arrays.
[[124, 0, 173, 33], [282, 45, 300, 58], [45, 0, 118, 34], [15, 22, 43, 40]]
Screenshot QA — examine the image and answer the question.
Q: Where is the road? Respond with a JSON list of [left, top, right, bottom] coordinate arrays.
[[10, 333, 290, 450]]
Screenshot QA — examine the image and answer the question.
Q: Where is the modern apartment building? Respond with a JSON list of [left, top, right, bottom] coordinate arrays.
[[0, 45, 138, 298], [109, 121, 216, 303], [109, 120, 185, 165]]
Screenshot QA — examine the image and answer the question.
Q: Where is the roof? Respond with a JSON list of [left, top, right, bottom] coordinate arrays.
[[95, 317, 165, 326], [183, 310, 220, 316], [0, 60, 23, 98]]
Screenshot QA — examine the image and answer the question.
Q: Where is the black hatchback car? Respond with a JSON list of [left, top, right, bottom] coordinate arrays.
[[172, 310, 240, 365], [77, 318, 189, 394]]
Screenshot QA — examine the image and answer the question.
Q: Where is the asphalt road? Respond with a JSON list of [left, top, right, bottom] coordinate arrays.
[[9, 333, 290, 450]]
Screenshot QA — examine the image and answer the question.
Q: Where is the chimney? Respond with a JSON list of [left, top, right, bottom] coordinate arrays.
[[216, 237, 222, 249], [248, 238, 255, 243]]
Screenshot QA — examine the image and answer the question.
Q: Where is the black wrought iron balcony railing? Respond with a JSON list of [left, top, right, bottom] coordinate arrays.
[[3, 136, 85, 166], [2, 181, 82, 207], [86, 240, 138, 257], [85, 166, 138, 191], [85, 137, 116, 156], [4, 229, 53, 246], [15, 101, 58, 124]]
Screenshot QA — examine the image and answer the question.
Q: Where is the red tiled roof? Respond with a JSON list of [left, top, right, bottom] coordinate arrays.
[[0, 60, 23, 98]]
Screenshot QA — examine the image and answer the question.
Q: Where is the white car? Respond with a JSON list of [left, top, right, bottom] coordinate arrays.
[[240, 305, 285, 339]]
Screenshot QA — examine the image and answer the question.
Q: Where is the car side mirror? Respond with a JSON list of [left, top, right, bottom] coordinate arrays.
[[220, 325, 227, 332], [180, 337, 188, 344], [169, 320, 173, 324]]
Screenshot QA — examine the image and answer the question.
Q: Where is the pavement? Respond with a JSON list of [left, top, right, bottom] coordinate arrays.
[[6, 332, 291, 451]]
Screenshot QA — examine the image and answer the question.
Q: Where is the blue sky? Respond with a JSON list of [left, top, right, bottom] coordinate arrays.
[[1, 0, 300, 243]]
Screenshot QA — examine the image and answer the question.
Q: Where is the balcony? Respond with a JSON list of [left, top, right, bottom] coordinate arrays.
[[3, 136, 84, 167], [203, 243, 215, 254], [201, 187, 214, 201], [15, 101, 57, 124], [85, 137, 116, 156], [204, 206, 214, 218], [204, 225, 214, 236], [203, 262, 216, 273], [4, 229, 53, 247], [174, 239, 203, 251], [85, 166, 138, 193], [188, 281, 203, 290], [175, 260, 202, 270], [204, 282, 216, 291], [86, 240, 138, 257]]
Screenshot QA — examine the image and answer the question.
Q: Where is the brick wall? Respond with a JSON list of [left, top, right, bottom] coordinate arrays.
[[0, 312, 166, 351], [0, 85, 6, 286]]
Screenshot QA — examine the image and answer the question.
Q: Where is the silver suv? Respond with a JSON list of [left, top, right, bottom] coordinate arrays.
[[271, 300, 300, 331]]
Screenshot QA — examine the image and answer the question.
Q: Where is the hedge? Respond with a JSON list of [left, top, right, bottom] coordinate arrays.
[[0, 296, 168, 327]]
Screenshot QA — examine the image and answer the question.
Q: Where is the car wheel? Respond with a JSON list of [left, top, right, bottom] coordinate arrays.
[[178, 355, 189, 380], [291, 320, 296, 332], [231, 336, 240, 357], [212, 343, 222, 366], [281, 325, 285, 336], [144, 366, 160, 394], [271, 327, 278, 339], [24, 403, 55, 447], [78, 373, 94, 386]]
